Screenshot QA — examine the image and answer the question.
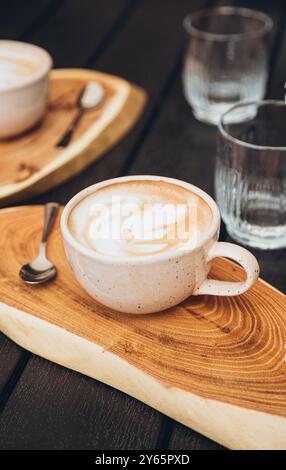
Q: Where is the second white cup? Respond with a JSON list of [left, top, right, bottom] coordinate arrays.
[[0, 40, 52, 138]]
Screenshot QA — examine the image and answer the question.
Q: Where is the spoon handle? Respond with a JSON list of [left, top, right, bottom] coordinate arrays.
[[56, 108, 84, 148], [41, 203, 59, 244]]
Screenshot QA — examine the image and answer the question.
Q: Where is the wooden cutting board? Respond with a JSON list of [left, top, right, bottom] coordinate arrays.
[[0, 69, 146, 206], [0, 206, 285, 450]]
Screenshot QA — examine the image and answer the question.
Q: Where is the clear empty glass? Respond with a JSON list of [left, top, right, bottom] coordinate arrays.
[[215, 101, 286, 249], [183, 7, 273, 125]]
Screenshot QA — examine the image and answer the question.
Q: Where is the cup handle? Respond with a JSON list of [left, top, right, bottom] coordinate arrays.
[[194, 242, 260, 296]]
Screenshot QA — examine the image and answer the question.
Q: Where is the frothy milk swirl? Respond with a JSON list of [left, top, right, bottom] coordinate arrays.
[[0, 53, 40, 87], [68, 181, 213, 257]]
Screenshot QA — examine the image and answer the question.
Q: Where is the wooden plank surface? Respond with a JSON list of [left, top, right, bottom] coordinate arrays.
[[0, 335, 25, 399], [0, 0, 285, 451], [25, 0, 134, 68], [0, 356, 161, 450], [0, 0, 59, 39], [169, 424, 224, 450]]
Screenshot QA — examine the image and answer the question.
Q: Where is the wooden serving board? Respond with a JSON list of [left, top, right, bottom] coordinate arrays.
[[0, 206, 286, 450], [0, 69, 146, 206]]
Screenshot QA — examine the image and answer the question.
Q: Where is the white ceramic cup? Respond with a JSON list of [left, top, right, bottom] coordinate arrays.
[[0, 41, 52, 138], [61, 176, 260, 314]]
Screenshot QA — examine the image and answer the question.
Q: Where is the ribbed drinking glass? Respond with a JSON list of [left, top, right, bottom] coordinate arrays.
[[215, 100, 286, 249]]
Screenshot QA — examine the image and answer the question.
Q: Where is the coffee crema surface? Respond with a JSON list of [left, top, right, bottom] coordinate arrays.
[[0, 52, 40, 87], [68, 181, 213, 257]]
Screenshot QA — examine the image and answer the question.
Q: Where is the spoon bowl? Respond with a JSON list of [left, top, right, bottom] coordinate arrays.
[[19, 262, 57, 285]]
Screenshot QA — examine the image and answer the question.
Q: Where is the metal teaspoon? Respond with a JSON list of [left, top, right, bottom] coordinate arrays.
[[56, 80, 104, 148], [19, 202, 59, 285]]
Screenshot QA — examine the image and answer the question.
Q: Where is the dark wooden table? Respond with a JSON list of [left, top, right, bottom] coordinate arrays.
[[0, 0, 285, 450]]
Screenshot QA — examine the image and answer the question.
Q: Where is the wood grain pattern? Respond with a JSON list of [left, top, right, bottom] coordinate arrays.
[[0, 205, 285, 449], [0, 69, 146, 206]]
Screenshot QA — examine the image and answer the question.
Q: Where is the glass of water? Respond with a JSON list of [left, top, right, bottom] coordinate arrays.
[[183, 7, 273, 125], [215, 100, 286, 249]]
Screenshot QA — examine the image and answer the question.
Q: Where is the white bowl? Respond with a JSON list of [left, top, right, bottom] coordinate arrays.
[[0, 40, 52, 138]]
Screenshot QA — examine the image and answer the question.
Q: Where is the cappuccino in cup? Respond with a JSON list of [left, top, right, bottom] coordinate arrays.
[[0, 54, 40, 88], [0, 41, 52, 138], [68, 180, 213, 257], [61, 176, 259, 314]]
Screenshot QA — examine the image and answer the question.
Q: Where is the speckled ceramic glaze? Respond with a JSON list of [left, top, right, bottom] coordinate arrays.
[[61, 176, 259, 314]]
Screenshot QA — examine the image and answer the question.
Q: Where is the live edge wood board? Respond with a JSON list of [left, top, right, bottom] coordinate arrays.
[[0, 206, 286, 450], [0, 69, 146, 206]]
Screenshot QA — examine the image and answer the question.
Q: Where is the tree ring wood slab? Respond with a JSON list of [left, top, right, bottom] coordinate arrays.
[[0, 69, 147, 206], [0, 206, 285, 450]]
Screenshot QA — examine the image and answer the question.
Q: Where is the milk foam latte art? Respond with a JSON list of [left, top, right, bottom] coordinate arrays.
[[0, 55, 39, 88], [68, 180, 213, 256]]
